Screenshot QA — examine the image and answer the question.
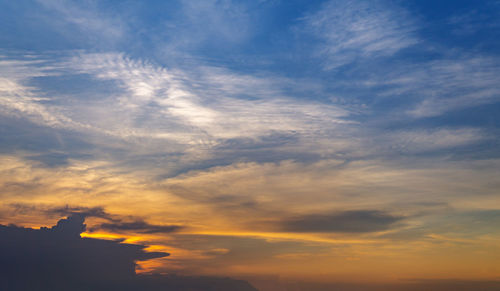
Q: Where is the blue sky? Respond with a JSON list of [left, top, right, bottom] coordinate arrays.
[[1, 0, 500, 284]]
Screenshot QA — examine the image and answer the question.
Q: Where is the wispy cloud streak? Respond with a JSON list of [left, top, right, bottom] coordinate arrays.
[[302, 0, 417, 69]]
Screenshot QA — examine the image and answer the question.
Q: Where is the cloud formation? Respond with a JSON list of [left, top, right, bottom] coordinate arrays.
[[1, 0, 500, 284], [0, 215, 166, 290], [280, 210, 402, 233], [0, 215, 258, 291], [96, 220, 182, 234], [45, 205, 183, 234], [303, 0, 417, 69]]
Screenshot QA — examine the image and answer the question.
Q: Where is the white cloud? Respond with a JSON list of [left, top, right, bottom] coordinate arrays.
[[302, 0, 417, 69], [0, 57, 82, 129], [408, 57, 500, 117], [1, 52, 489, 174], [368, 56, 500, 117], [385, 128, 483, 153], [36, 0, 126, 44], [70, 52, 351, 142]]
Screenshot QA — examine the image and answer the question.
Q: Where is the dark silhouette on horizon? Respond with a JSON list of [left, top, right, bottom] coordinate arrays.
[[0, 215, 258, 291]]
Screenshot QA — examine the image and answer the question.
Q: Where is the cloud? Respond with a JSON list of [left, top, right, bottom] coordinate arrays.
[[35, 0, 127, 46], [48, 213, 87, 237], [383, 128, 483, 154], [70, 52, 350, 141], [158, 157, 500, 238], [45, 205, 112, 220], [0, 52, 351, 158], [302, 0, 417, 69], [447, 1, 500, 36], [96, 220, 182, 234], [355, 55, 500, 118], [403, 58, 500, 118], [0, 215, 167, 290], [0, 57, 72, 129], [26, 152, 72, 167], [45, 205, 183, 234], [0, 215, 258, 291], [280, 210, 402, 233], [2, 51, 357, 171], [4, 51, 489, 178]]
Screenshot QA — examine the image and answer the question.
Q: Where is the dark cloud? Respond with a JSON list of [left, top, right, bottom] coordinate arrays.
[[48, 205, 183, 234], [6, 203, 39, 215], [46, 205, 113, 220], [0, 216, 258, 291], [27, 152, 92, 167], [378, 209, 500, 241], [9, 203, 183, 234], [27, 152, 71, 167], [6, 203, 117, 223], [0, 215, 166, 290], [0, 115, 92, 157], [96, 220, 182, 234], [280, 210, 403, 233], [205, 194, 259, 211]]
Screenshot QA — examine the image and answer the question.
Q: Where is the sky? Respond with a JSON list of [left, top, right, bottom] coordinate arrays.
[[1, 0, 500, 289]]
